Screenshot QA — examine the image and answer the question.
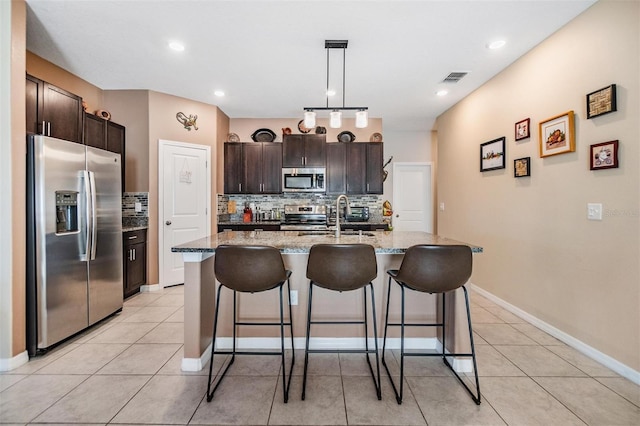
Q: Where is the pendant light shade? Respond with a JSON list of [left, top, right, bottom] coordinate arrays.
[[355, 110, 368, 128], [303, 40, 368, 129], [329, 110, 342, 128], [304, 111, 316, 128]]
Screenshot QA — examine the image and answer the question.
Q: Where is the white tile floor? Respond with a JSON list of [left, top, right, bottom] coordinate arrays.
[[1, 285, 639, 425]]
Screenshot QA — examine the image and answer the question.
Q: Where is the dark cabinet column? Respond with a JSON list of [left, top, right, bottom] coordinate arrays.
[[326, 143, 346, 194], [243, 143, 263, 194], [346, 143, 367, 194], [303, 135, 326, 167], [84, 113, 107, 149], [366, 143, 384, 194], [262, 143, 283, 193], [123, 229, 147, 298], [224, 143, 243, 194]]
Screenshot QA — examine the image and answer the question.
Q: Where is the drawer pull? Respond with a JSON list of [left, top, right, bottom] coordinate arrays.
[[128, 235, 137, 240]]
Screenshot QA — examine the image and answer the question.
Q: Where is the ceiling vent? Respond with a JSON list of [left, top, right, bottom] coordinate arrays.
[[442, 72, 468, 83]]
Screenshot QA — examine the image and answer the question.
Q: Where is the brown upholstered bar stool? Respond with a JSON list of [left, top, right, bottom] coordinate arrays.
[[303, 243, 381, 400], [206, 245, 294, 403], [382, 244, 480, 405]]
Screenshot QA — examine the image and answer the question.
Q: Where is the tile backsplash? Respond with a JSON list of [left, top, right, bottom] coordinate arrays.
[[218, 193, 385, 223], [122, 192, 149, 228]]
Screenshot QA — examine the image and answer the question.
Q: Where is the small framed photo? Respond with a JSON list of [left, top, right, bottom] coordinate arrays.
[[590, 140, 619, 170], [515, 118, 530, 141], [539, 111, 575, 158], [587, 84, 617, 119], [480, 136, 506, 172], [514, 157, 531, 178]]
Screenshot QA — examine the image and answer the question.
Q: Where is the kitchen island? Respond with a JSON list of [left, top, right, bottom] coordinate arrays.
[[172, 230, 482, 371]]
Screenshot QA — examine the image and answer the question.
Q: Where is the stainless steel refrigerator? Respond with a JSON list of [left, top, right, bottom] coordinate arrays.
[[27, 135, 123, 356]]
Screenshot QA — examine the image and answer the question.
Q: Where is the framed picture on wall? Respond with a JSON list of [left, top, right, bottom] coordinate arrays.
[[586, 84, 617, 119], [590, 140, 619, 170], [480, 137, 506, 172], [514, 157, 531, 177], [539, 111, 575, 158], [515, 118, 530, 141]]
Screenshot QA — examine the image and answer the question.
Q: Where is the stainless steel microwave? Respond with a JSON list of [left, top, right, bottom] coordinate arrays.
[[282, 167, 325, 192]]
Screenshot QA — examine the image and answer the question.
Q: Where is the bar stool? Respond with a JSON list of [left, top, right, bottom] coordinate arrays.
[[302, 244, 381, 400], [382, 244, 480, 405], [206, 245, 294, 403]]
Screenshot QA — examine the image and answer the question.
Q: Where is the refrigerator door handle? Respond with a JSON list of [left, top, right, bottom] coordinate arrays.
[[80, 170, 91, 261], [88, 171, 98, 261]]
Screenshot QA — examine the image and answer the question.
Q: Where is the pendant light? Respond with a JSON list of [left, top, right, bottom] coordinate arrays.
[[303, 40, 368, 128]]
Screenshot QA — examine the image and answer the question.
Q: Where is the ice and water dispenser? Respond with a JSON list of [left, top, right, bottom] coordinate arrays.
[[55, 191, 79, 234]]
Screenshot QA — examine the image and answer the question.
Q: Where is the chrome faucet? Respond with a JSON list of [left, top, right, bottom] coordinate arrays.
[[335, 194, 351, 238]]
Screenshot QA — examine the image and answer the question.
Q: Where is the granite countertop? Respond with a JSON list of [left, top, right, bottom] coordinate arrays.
[[172, 230, 483, 255], [123, 226, 148, 232]]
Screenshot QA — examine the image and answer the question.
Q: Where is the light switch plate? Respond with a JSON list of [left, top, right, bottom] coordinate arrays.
[[439, 202, 445, 211], [587, 203, 603, 221]]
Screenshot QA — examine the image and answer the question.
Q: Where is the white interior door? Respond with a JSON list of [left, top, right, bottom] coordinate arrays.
[[159, 140, 210, 286], [392, 162, 433, 232]]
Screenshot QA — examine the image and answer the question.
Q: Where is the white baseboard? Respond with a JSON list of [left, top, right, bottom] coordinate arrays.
[[0, 350, 28, 372], [140, 283, 163, 292], [180, 336, 475, 374], [469, 283, 640, 386]]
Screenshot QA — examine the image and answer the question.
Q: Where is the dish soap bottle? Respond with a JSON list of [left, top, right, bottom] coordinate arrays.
[[243, 203, 252, 223]]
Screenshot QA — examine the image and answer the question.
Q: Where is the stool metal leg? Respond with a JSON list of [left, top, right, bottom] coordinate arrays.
[[301, 281, 314, 400], [368, 283, 382, 400], [207, 284, 235, 402]]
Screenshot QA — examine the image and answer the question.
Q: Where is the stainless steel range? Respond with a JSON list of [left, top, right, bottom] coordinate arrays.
[[281, 204, 328, 231]]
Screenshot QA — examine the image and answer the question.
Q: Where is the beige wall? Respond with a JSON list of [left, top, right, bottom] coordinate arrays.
[[229, 117, 382, 144], [103, 90, 150, 191], [436, 0, 639, 371], [1, 0, 27, 361]]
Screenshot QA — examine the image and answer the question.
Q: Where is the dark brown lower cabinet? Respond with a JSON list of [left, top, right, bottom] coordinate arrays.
[[123, 229, 147, 298]]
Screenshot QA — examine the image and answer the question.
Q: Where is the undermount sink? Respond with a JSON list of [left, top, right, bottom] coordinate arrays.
[[297, 230, 375, 237]]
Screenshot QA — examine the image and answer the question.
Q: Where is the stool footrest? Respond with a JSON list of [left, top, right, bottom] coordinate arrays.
[[307, 349, 378, 354], [235, 321, 292, 326], [214, 350, 285, 356], [309, 320, 365, 325], [386, 322, 443, 327]]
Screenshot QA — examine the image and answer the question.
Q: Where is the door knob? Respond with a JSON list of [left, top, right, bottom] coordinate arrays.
[[395, 214, 399, 218], [166, 220, 172, 225]]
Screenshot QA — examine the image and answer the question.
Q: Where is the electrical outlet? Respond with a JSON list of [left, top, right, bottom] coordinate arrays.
[[134, 202, 142, 212], [439, 202, 445, 211], [289, 290, 298, 306], [587, 203, 603, 221]]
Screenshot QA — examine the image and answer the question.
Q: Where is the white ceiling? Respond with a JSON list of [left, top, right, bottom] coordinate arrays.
[[25, 0, 596, 132]]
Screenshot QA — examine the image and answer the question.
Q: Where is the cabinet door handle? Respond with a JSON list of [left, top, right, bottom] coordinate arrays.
[[128, 235, 137, 240], [239, 183, 242, 192], [133, 248, 136, 261], [302, 156, 305, 165], [128, 249, 132, 261], [47, 122, 51, 136], [41, 121, 45, 135], [367, 183, 370, 192]]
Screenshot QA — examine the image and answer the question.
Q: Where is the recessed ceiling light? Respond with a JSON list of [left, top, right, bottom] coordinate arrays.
[[487, 40, 506, 50], [436, 90, 448, 97], [214, 90, 225, 97], [169, 41, 185, 51], [326, 89, 336, 97]]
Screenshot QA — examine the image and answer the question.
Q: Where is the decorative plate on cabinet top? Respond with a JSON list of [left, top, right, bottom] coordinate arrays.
[[369, 132, 383, 142], [297, 119, 312, 134], [315, 126, 327, 134], [251, 128, 277, 142], [337, 131, 356, 143], [227, 133, 240, 142]]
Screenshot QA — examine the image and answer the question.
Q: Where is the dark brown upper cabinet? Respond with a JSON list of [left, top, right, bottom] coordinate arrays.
[[282, 134, 326, 168], [26, 74, 83, 144], [325, 142, 383, 195], [224, 142, 282, 194]]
